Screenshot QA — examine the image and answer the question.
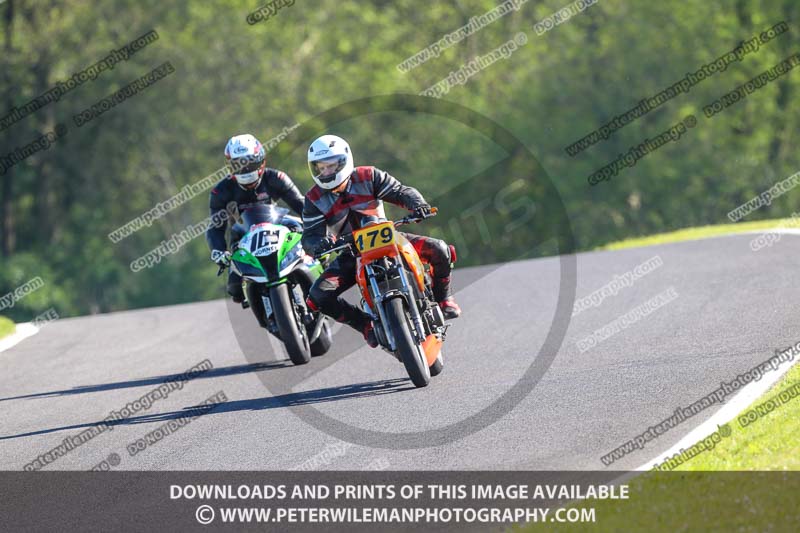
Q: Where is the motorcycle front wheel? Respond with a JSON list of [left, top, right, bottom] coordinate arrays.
[[269, 283, 311, 365], [385, 297, 430, 388]]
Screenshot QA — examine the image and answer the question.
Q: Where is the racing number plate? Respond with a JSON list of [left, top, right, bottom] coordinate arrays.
[[354, 222, 395, 253]]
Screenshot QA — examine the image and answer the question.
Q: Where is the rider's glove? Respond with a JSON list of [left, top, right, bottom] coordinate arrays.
[[211, 249, 231, 267], [412, 204, 433, 219], [315, 236, 338, 257]]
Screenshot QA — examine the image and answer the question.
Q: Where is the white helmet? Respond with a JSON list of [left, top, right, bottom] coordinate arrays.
[[307, 134, 354, 190], [225, 134, 266, 190]]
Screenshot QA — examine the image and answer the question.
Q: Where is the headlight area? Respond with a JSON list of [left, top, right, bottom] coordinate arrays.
[[280, 243, 305, 270]]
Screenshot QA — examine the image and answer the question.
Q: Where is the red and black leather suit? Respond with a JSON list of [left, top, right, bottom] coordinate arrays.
[[301, 166, 455, 331]]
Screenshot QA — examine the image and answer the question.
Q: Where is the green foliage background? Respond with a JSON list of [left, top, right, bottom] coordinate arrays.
[[1, 0, 798, 320]]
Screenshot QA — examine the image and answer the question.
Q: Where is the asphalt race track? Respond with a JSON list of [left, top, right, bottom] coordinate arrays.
[[1, 233, 795, 471]]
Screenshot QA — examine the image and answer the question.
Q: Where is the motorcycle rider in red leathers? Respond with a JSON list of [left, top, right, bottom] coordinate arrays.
[[301, 134, 460, 347]]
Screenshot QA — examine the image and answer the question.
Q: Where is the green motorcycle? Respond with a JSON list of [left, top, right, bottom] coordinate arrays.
[[228, 204, 332, 365]]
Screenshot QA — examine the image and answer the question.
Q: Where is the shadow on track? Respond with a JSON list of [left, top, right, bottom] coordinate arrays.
[[0, 361, 293, 402], [0, 378, 411, 440]]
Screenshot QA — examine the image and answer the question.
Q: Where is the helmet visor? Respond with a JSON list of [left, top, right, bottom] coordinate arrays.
[[230, 155, 264, 177], [236, 170, 261, 188], [309, 155, 347, 184]]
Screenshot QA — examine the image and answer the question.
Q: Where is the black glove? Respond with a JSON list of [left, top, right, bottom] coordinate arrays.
[[314, 236, 338, 257], [412, 204, 433, 219]]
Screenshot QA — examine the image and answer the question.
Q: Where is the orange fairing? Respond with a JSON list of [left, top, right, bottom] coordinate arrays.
[[354, 223, 427, 310], [396, 232, 427, 292], [421, 334, 442, 366]]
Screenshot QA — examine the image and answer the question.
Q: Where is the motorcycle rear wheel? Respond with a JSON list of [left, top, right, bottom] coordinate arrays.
[[310, 318, 332, 356], [430, 353, 444, 377]]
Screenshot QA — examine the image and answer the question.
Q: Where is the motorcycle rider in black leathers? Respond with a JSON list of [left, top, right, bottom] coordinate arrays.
[[301, 134, 461, 348], [206, 133, 304, 303]]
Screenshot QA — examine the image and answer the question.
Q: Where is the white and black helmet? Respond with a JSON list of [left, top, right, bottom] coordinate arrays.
[[307, 134, 354, 190], [225, 134, 266, 190]]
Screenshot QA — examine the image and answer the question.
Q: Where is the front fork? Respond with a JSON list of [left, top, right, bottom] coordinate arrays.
[[365, 261, 427, 349], [397, 266, 427, 344], [365, 263, 396, 351], [247, 279, 310, 337]]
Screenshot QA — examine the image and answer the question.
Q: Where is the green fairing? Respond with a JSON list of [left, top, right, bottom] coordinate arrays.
[[282, 232, 324, 279], [234, 230, 322, 286], [282, 232, 302, 256], [233, 248, 266, 275]]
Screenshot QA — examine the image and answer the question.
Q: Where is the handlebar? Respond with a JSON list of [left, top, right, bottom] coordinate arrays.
[[314, 207, 438, 260], [395, 206, 438, 227]]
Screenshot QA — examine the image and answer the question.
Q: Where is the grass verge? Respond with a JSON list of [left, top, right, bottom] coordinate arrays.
[[0, 316, 14, 340], [519, 219, 800, 531], [669, 362, 800, 470], [521, 340, 800, 532], [597, 217, 795, 251]]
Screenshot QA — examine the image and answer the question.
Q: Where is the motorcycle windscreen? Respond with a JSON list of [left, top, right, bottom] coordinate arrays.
[[241, 204, 289, 228]]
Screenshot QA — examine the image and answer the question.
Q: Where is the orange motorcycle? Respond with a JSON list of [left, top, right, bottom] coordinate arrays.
[[317, 208, 448, 387]]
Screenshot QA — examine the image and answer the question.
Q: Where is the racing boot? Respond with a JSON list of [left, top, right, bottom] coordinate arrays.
[[361, 322, 379, 349], [439, 298, 461, 319]]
